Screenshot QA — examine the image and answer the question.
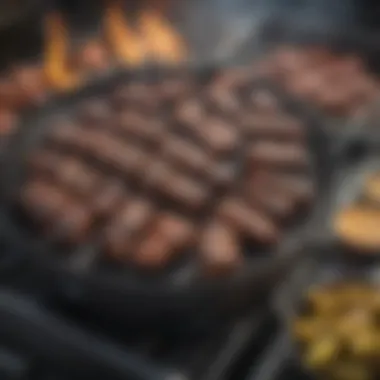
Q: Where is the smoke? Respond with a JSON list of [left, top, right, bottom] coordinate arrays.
[[176, 0, 358, 62], [269, 0, 357, 36], [177, 0, 275, 62]]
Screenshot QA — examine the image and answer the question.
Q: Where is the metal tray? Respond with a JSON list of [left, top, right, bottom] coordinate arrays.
[[0, 66, 331, 332]]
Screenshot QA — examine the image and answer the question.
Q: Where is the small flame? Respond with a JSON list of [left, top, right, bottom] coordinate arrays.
[[138, 8, 187, 64], [105, 1, 187, 65], [44, 12, 81, 91], [104, 0, 146, 66], [43, 2, 188, 92]]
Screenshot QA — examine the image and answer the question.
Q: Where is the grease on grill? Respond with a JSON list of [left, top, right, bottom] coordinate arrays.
[[256, 46, 380, 117], [19, 70, 315, 277], [293, 282, 380, 380]]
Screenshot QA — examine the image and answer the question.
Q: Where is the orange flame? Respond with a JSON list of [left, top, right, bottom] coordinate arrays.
[[138, 8, 187, 64], [104, 0, 146, 66], [44, 12, 81, 91], [43, 2, 188, 92]]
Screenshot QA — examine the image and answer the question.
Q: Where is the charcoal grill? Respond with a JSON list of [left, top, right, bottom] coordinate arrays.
[[0, 1, 378, 380]]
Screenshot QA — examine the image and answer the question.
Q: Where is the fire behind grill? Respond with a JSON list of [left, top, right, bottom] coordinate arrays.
[[0, 0, 271, 66], [2, 0, 379, 71]]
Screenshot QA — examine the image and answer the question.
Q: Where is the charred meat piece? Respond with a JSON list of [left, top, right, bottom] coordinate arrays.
[[190, 116, 239, 156], [161, 136, 214, 178], [116, 110, 165, 146], [261, 46, 380, 116], [77, 99, 112, 127], [273, 174, 315, 206], [174, 98, 205, 128], [206, 86, 241, 115], [30, 151, 101, 196], [21, 179, 68, 224], [245, 174, 297, 219], [29, 149, 62, 176], [92, 179, 126, 217], [52, 128, 150, 177], [218, 198, 279, 243], [147, 161, 209, 211], [248, 141, 310, 170], [200, 220, 241, 276], [241, 114, 305, 142], [21, 179, 93, 243], [48, 122, 85, 148], [134, 213, 194, 268], [245, 170, 315, 215], [50, 155, 100, 195], [49, 201, 93, 244], [211, 67, 253, 91], [158, 77, 194, 101], [112, 83, 161, 112], [105, 199, 155, 260], [249, 90, 281, 113]]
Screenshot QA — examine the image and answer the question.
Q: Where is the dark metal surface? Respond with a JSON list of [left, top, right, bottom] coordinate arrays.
[[0, 264, 275, 380], [0, 225, 275, 380]]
